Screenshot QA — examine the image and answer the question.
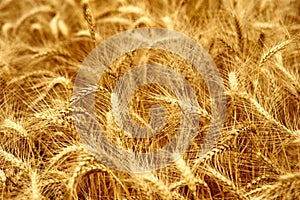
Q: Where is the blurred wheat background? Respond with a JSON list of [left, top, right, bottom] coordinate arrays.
[[0, 0, 300, 199]]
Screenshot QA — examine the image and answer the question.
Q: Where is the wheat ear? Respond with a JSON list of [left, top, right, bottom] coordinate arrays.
[[259, 40, 290, 66], [82, 0, 96, 46], [234, 16, 244, 52], [0, 169, 5, 199], [47, 145, 85, 170], [2, 119, 28, 138], [228, 71, 239, 91], [204, 165, 249, 200], [14, 5, 55, 35], [174, 154, 208, 199], [68, 157, 108, 198], [30, 170, 41, 200], [232, 91, 296, 137], [7, 70, 57, 85], [32, 49, 71, 59], [0, 148, 27, 171], [256, 152, 284, 175], [136, 172, 175, 200], [246, 174, 271, 190], [31, 76, 71, 106]]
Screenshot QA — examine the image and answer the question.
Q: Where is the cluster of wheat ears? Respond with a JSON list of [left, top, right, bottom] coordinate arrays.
[[0, 0, 299, 199]]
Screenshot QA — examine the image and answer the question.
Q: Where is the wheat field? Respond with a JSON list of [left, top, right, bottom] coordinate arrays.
[[0, 0, 299, 199]]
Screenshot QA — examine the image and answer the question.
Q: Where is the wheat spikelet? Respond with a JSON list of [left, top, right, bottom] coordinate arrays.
[[248, 96, 295, 135], [289, 131, 300, 145], [70, 85, 109, 104], [201, 143, 232, 163], [275, 62, 300, 96], [260, 68, 277, 95], [41, 177, 65, 200], [40, 170, 68, 197]]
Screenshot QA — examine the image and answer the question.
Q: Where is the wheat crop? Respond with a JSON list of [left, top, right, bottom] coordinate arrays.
[[0, 0, 299, 199]]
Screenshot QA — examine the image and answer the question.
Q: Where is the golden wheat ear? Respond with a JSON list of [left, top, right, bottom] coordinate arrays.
[[81, 0, 96, 46]]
